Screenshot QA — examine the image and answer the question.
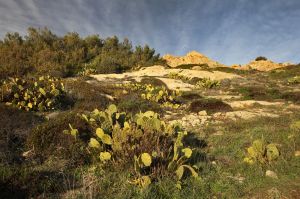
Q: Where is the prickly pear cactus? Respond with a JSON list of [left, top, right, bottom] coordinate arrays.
[[244, 139, 279, 165], [65, 104, 198, 188], [1, 76, 65, 111]]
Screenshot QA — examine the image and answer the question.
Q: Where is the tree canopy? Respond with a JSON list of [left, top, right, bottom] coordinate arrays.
[[0, 27, 164, 79]]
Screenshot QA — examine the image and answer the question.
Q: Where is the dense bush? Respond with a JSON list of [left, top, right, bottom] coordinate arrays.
[[120, 83, 182, 109], [287, 75, 300, 84], [1, 76, 67, 111], [65, 105, 199, 188], [27, 112, 89, 165], [194, 78, 220, 89], [255, 56, 268, 61], [0, 27, 164, 79], [0, 104, 43, 164], [189, 98, 232, 114], [167, 72, 191, 82], [117, 94, 162, 115]]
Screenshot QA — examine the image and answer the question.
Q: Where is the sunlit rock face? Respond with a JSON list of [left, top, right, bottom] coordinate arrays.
[[163, 51, 225, 68]]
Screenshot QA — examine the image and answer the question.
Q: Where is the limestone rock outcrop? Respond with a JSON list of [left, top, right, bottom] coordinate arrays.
[[163, 51, 225, 68]]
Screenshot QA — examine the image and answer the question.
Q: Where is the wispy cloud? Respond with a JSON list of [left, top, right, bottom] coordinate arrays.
[[0, 0, 299, 64]]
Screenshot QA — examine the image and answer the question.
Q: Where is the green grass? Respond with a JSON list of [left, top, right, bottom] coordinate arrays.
[[1, 69, 300, 198], [267, 64, 300, 79], [236, 85, 300, 103], [202, 115, 300, 198]]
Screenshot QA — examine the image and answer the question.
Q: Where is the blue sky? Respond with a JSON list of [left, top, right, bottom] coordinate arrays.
[[0, 0, 299, 65]]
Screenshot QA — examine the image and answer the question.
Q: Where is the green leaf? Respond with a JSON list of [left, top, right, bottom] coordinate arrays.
[[144, 111, 155, 118], [182, 148, 192, 158], [107, 104, 117, 114], [182, 165, 199, 178], [99, 151, 111, 161], [27, 103, 33, 109], [140, 176, 151, 188], [141, 153, 152, 167], [96, 128, 105, 139], [18, 85, 24, 90], [89, 138, 100, 148], [247, 146, 257, 158], [252, 139, 264, 154], [70, 128, 78, 137], [176, 165, 184, 180], [50, 89, 60, 96], [266, 144, 279, 161], [39, 88, 46, 96], [81, 114, 89, 122], [124, 121, 130, 129], [101, 134, 112, 145]]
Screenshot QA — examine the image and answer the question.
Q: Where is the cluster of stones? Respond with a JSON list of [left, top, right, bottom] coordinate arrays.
[[167, 110, 211, 128]]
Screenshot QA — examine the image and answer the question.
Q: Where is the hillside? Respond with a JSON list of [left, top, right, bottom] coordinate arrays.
[[163, 51, 225, 68], [232, 59, 293, 71], [1, 29, 300, 199], [1, 57, 300, 198]]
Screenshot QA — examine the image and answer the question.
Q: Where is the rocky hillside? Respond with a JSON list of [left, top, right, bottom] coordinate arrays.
[[163, 50, 294, 71], [163, 51, 225, 68], [232, 59, 293, 71]]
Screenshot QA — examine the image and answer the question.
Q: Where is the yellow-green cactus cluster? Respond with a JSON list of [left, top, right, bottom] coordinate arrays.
[[1, 76, 65, 111], [77, 65, 97, 76], [118, 83, 182, 109], [167, 72, 191, 82], [65, 104, 198, 188], [195, 78, 220, 89], [243, 139, 279, 165], [287, 76, 300, 85]]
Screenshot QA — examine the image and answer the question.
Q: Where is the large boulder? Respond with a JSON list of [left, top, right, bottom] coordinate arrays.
[[163, 51, 225, 68]]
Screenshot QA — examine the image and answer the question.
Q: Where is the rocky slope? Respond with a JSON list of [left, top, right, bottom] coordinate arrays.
[[232, 60, 292, 71], [163, 50, 293, 71], [163, 51, 225, 68]]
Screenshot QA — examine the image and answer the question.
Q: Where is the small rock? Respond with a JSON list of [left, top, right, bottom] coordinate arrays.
[[22, 149, 34, 158], [198, 110, 207, 116], [46, 111, 60, 120], [266, 170, 278, 179], [122, 90, 128, 94], [295, 151, 300, 157], [213, 131, 224, 136], [164, 115, 172, 120]]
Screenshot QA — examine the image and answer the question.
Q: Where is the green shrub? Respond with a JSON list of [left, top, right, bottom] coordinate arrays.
[[0, 104, 43, 164], [167, 72, 191, 82], [0, 28, 163, 79], [175, 64, 203, 69], [27, 112, 89, 165], [64, 79, 114, 111], [66, 105, 199, 188], [195, 78, 220, 89], [287, 76, 300, 85], [119, 83, 182, 109], [255, 56, 268, 61], [188, 98, 232, 114], [77, 64, 97, 76], [117, 94, 162, 115], [1, 76, 66, 111]]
